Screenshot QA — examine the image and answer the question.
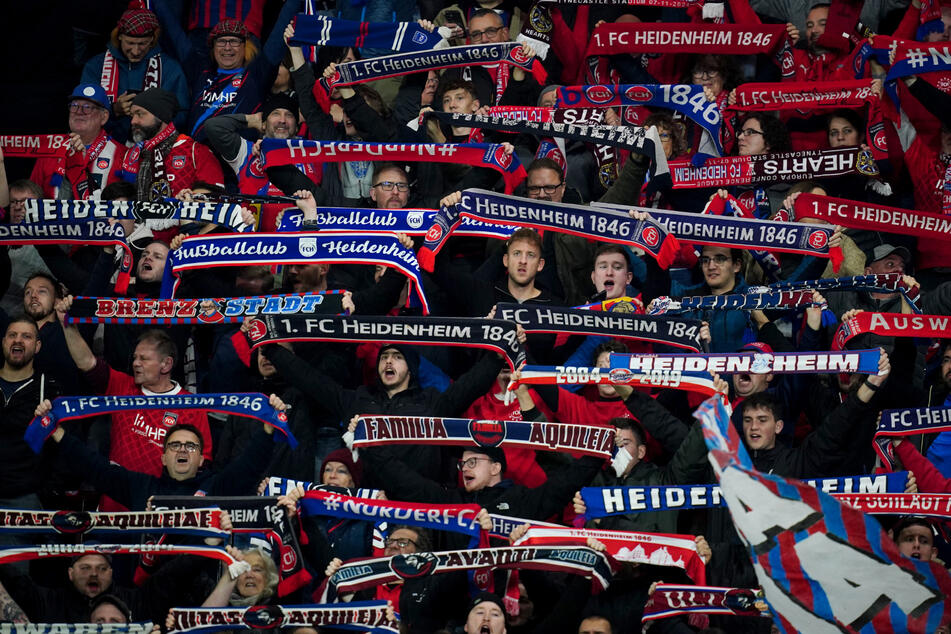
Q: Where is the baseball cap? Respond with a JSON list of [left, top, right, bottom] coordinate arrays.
[[69, 84, 111, 112], [866, 244, 911, 267]]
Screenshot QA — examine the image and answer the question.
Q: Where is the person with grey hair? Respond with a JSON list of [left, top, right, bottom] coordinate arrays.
[[200, 546, 280, 607]]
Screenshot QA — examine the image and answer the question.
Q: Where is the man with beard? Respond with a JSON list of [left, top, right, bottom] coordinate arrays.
[[205, 92, 320, 231], [118, 88, 223, 201], [20, 273, 86, 396], [30, 84, 126, 200]]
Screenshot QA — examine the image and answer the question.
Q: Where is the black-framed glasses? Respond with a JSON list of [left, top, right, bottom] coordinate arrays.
[[166, 441, 201, 453], [214, 37, 244, 48], [699, 255, 731, 267], [736, 128, 765, 138], [457, 456, 491, 470], [68, 101, 101, 114], [373, 181, 410, 192], [384, 537, 418, 549], [526, 183, 563, 196], [692, 69, 720, 79], [469, 25, 504, 41]]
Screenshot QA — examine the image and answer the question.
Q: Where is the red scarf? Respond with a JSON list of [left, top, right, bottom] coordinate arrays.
[[795, 192, 951, 242]]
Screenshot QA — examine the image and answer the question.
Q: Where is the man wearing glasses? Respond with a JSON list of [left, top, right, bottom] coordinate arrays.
[[370, 165, 412, 210], [30, 84, 126, 200]]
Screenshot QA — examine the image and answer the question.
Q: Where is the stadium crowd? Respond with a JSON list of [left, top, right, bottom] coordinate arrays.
[[1, 0, 951, 632]]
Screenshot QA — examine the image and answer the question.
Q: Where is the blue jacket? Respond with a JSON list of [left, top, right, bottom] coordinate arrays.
[[81, 43, 190, 144], [672, 274, 752, 353]]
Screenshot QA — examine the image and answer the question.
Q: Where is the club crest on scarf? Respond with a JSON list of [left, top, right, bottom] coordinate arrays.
[[247, 319, 268, 341], [299, 237, 318, 257], [242, 606, 285, 630], [390, 552, 438, 579], [529, 5, 552, 33], [468, 420, 506, 447], [51, 511, 94, 535]]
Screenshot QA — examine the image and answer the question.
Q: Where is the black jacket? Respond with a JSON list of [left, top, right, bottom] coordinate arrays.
[[0, 372, 59, 497]]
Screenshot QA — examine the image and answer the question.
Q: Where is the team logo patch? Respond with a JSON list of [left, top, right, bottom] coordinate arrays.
[[624, 85, 653, 102], [868, 122, 888, 153], [247, 319, 268, 342], [807, 230, 828, 249], [529, 4, 553, 33], [299, 237, 318, 257], [468, 419, 506, 447], [407, 211, 425, 229], [126, 147, 140, 163], [492, 145, 513, 169], [231, 75, 244, 88], [51, 510, 93, 535], [390, 552, 438, 579], [40, 416, 53, 428], [584, 86, 614, 105], [750, 353, 773, 374], [249, 157, 266, 178], [412, 31, 428, 45], [242, 605, 284, 630], [280, 544, 297, 573], [96, 158, 110, 170], [641, 226, 660, 248], [598, 161, 617, 188], [856, 149, 880, 176], [162, 412, 178, 427], [509, 46, 530, 64], [607, 300, 636, 313], [426, 224, 443, 242], [171, 156, 186, 170], [609, 367, 634, 383]]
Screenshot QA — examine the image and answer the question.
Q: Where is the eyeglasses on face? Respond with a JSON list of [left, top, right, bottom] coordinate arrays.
[[692, 69, 720, 80], [469, 25, 504, 41], [166, 441, 201, 453], [373, 181, 410, 192], [457, 456, 491, 470], [699, 254, 731, 267], [384, 537, 418, 549], [215, 37, 244, 48], [526, 183, 563, 195], [68, 101, 101, 115], [736, 128, 765, 138]]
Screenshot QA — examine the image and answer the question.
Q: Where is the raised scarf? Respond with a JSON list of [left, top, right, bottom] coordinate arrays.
[[511, 365, 718, 397], [168, 602, 398, 634], [419, 189, 680, 272], [496, 303, 703, 351], [0, 508, 228, 538], [282, 207, 516, 241], [0, 134, 70, 158], [352, 415, 614, 459], [65, 292, 346, 325], [262, 139, 527, 194], [24, 199, 253, 233], [290, 15, 450, 52], [611, 349, 881, 376], [101, 50, 161, 101], [643, 583, 769, 622], [873, 406, 951, 469], [795, 192, 951, 243], [0, 543, 237, 568], [832, 312, 951, 350], [233, 314, 525, 370], [25, 393, 296, 453]]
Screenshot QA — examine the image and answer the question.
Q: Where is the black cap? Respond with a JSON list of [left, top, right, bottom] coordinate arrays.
[[89, 594, 132, 622], [132, 88, 179, 124], [262, 92, 299, 120], [468, 592, 505, 616], [467, 446, 507, 473]]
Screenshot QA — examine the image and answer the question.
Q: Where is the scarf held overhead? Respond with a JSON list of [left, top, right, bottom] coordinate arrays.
[[0, 543, 238, 567], [281, 207, 516, 241], [65, 292, 346, 326], [352, 415, 615, 459], [795, 192, 951, 242], [261, 140, 527, 194], [510, 365, 718, 397], [643, 584, 769, 622], [833, 312, 951, 350], [289, 14, 449, 52], [23, 199, 253, 233], [611, 349, 881, 376], [234, 314, 525, 370], [0, 508, 228, 538], [168, 602, 398, 634], [25, 393, 296, 453], [419, 189, 680, 272]]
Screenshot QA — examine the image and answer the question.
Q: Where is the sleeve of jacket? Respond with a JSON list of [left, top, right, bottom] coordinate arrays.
[[623, 390, 689, 454], [206, 428, 276, 495], [361, 446, 462, 504], [897, 440, 951, 493], [263, 345, 354, 422], [597, 153, 649, 206], [262, 0, 302, 66], [660, 423, 711, 485], [54, 431, 153, 509], [433, 351, 505, 416], [349, 267, 408, 315], [204, 114, 250, 165], [508, 455, 604, 520], [923, 281, 951, 316], [909, 78, 951, 130], [798, 392, 877, 476], [291, 64, 337, 142], [342, 95, 399, 142]]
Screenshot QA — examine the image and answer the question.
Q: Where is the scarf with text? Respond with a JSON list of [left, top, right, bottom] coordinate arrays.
[[511, 365, 717, 397], [262, 478, 381, 499], [151, 495, 308, 596], [101, 50, 160, 102], [0, 543, 238, 567], [0, 626, 153, 634], [281, 207, 516, 241], [65, 292, 346, 326], [320, 42, 546, 93], [767, 273, 922, 313], [419, 189, 680, 272], [25, 393, 295, 453], [832, 312, 951, 350], [427, 111, 672, 177], [703, 193, 789, 279], [352, 415, 614, 459], [873, 406, 951, 469], [580, 472, 909, 517], [290, 14, 449, 52], [556, 84, 723, 155], [168, 602, 398, 634], [583, 23, 792, 81], [323, 546, 613, 600], [611, 349, 881, 376], [643, 583, 769, 622], [0, 134, 70, 158], [668, 146, 878, 189], [648, 290, 817, 315], [123, 123, 179, 202], [161, 231, 428, 312], [0, 508, 228, 538], [886, 40, 951, 84], [0, 221, 131, 293], [233, 314, 525, 370], [834, 493, 951, 520], [697, 392, 951, 633], [301, 490, 485, 544], [795, 192, 951, 243], [497, 303, 703, 351], [47, 130, 118, 199], [24, 199, 252, 233], [594, 201, 838, 262], [514, 526, 705, 584], [262, 139, 526, 194]]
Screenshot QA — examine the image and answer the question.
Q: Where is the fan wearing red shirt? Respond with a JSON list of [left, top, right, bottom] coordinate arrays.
[[55, 296, 212, 511]]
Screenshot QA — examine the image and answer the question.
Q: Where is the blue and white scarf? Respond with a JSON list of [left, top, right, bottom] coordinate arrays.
[[23, 199, 253, 233], [609, 349, 882, 376], [290, 14, 450, 52], [278, 206, 516, 241]]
